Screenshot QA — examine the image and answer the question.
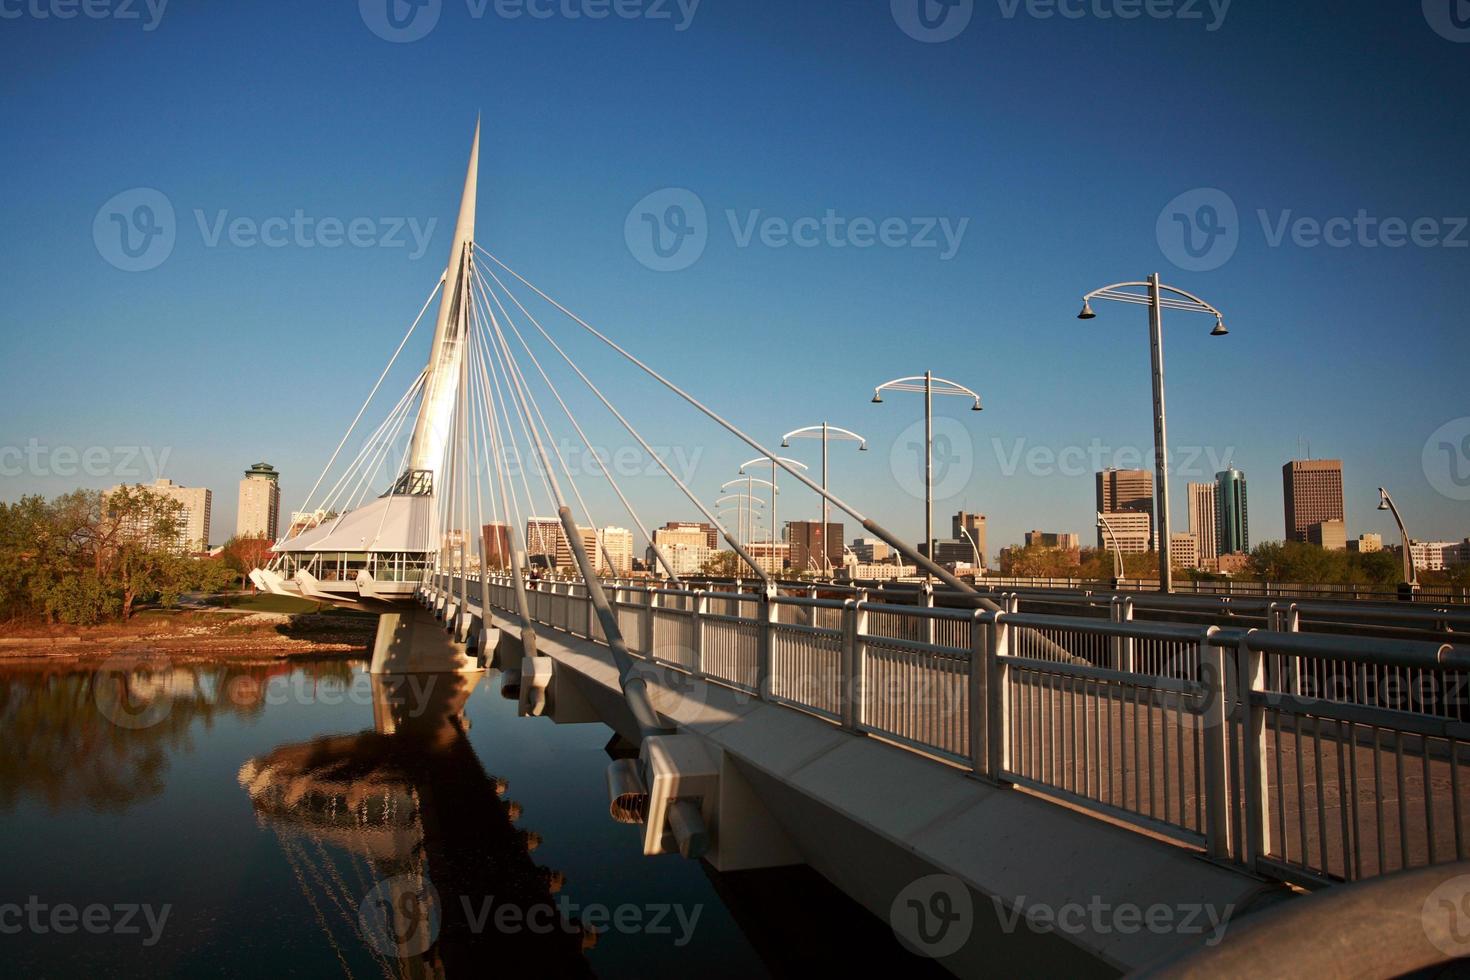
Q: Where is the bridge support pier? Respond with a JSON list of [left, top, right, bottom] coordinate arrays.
[[371, 606, 481, 674]]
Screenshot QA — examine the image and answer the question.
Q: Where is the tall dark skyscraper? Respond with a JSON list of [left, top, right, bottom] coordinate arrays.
[[1215, 469, 1249, 555], [1282, 459, 1344, 543]]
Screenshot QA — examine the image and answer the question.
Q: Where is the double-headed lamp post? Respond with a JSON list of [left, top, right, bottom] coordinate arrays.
[[740, 456, 808, 576], [872, 372, 983, 582], [781, 423, 867, 577], [1079, 274, 1229, 594], [1377, 487, 1420, 597]]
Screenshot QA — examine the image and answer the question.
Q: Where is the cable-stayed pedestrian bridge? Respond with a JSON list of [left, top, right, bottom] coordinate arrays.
[[248, 122, 1469, 975]]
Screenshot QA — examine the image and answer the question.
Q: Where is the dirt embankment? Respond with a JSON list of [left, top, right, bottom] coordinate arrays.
[[0, 607, 376, 662]]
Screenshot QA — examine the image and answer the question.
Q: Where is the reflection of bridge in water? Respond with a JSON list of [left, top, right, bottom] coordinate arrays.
[[238, 673, 593, 978], [244, 123, 1470, 974]]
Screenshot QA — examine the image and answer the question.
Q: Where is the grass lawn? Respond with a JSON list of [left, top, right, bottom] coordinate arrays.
[[213, 593, 331, 614]]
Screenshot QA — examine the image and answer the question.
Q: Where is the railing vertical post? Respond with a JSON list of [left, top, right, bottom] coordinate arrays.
[[692, 589, 708, 676], [922, 581, 936, 645], [757, 588, 777, 700], [841, 598, 859, 731], [988, 612, 1009, 779], [969, 607, 988, 778], [1237, 633, 1272, 868], [1200, 632, 1234, 860], [1114, 596, 1135, 672], [841, 598, 868, 732], [643, 587, 658, 661]]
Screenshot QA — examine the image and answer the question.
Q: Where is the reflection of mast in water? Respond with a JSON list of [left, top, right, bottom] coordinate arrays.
[[238, 673, 593, 978]]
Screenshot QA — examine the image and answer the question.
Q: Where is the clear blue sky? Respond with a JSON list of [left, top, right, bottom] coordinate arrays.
[[1, 0, 1466, 552]]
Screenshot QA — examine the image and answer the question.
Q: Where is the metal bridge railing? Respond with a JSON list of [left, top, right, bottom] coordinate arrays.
[[446, 573, 1467, 889]]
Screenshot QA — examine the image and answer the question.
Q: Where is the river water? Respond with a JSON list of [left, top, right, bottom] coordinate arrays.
[[0, 656, 945, 978]]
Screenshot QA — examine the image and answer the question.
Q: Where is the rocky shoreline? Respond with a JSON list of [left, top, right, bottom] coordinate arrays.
[[0, 608, 374, 663]]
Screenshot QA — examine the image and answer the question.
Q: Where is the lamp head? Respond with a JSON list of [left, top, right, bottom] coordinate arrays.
[[971, 399, 983, 412], [780, 439, 790, 448], [858, 441, 868, 452], [1078, 300, 1096, 320], [1211, 317, 1229, 337], [871, 392, 883, 404], [1377, 487, 1390, 511]]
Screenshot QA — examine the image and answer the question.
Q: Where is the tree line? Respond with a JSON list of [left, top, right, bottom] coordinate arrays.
[[0, 488, 240, 626], [998, 539, 1469, 589]]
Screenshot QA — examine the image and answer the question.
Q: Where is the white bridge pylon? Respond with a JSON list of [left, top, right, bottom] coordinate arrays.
[[251, 119, 1017, 674]]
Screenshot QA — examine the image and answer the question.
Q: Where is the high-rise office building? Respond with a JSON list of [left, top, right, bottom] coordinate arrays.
[[850, 537, 892, 563], [598, 526, 634, 575], [1170, 532, 1199, 570], [1215, 469, 1249, 555], [236, 462, 281, 540], [481, 522, 512, 570], [1187, 482, 1219, 563], [524, 518, 596, 570], [1024, 530, 1080, 550], [659, 521, 719, 550], [106, 478, 212, 552], [1097, 511, 1152, 554], [1283, 459, 1344, 543], [787, 520, 843, 572], [1096, 469, 1153, 548], [952, 512, 988, 568], [650, 526, 714, 576]]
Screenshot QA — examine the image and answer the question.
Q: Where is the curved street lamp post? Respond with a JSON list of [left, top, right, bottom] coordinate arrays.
[[781, 424, 866, 577], [871, 373, 983, 582], [739, 456, 808, 576], [1377, 487, 1420, 598], [1079, 274, 1229, 593]]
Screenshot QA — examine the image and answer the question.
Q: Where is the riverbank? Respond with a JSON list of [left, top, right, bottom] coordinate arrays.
[[0, 599, 375, 662]]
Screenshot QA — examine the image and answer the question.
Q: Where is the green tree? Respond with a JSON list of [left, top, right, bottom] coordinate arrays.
[[221, 534, 273, 590]]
